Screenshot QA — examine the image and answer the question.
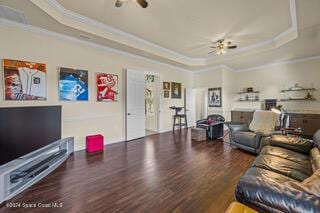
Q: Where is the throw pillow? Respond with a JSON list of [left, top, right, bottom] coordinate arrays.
[[249, 110, 279, 133]]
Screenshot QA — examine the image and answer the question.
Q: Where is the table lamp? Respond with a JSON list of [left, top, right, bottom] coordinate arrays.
[[271, 105, 288, 128]]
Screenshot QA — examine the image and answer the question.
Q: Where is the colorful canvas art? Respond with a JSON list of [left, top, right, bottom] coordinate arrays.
[[3, 59, 47, 100], [96, 73, 118, 102], [59, 67, 89, 101]]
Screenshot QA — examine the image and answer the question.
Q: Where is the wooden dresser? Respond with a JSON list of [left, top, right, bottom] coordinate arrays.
[[288, 113, 320, 138], [231, 110, 320, 138], [231, 110, 254, 125]]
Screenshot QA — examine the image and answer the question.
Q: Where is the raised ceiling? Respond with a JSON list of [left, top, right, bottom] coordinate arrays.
[[0, 0, 319, 71], [56, 0, 291, 58]]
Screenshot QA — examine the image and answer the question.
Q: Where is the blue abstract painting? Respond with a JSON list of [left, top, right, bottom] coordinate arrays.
[[59, 67, 89, 101]]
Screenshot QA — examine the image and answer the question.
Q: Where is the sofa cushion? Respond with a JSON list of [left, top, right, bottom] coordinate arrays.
[[313, 130, 320, 149], [285, 169, 320, 198], [249, 110, 279, 133], [251, 154, 312, 181], [236, 167, 320, 213], [310, 147, 320, 173], [234, 131, 258, 148], [261, 145, 310, 166], [270, 135, 313, 154]]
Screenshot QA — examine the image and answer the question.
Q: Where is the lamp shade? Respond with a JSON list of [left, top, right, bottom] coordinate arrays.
[[271, 105, 283, 114], [271, 108, 281, 114]]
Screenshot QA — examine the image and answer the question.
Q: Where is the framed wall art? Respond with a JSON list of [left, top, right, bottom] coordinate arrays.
[[171, 82, 181, 99], [164, 90, 170, 98], [163, 82, 170, 90], [96, 73, 118, 102], [59, 67, 89, 101], [3, 59, 47, 101], [208, 87, 222, 107]]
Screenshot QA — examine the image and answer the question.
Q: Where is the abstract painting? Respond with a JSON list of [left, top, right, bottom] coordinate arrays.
[[208, 87, 222, 107], [171, 82, 182, 99], [59, 67, 88, 101], [3, 59, 47, 100], [96, 73, 118, 102]]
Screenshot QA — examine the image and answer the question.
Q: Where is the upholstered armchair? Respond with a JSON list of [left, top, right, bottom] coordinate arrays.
[[197, 115, 225, 139], [228, 110, 280, 154]]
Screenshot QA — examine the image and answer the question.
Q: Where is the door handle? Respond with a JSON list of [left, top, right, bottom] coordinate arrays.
[[127, 113, 131, 116]]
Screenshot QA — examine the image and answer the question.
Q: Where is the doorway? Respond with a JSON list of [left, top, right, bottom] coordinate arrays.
[[145, 74, 160, 136], [125, 69, 146, 141]]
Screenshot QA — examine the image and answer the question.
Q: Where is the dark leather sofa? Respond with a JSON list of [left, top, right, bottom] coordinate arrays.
[[228, 110, 284, 154], [196, 114, 225, 139], [236, 130, 320, 212], [228, 124, 274, 154]]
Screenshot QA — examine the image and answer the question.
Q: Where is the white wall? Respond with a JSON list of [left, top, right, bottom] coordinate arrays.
[[193, 67, 235, 120], [194, 59, 320, 120], [0, 25, 193, 150], [233, 59, 320, 112]]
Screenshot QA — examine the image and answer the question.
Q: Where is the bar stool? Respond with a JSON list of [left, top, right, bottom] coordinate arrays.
[[170, 106, 188, 132], [173, 114, 188, 131]]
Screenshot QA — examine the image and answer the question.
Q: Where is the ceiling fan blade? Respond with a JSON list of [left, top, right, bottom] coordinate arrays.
[[208, 50, 217, 54], [210, 46, 217, 49], [217, 39, 225, 43], [136, 0, 148, 8], [115, 0, 123, 7], [227, 45, 237, 49]]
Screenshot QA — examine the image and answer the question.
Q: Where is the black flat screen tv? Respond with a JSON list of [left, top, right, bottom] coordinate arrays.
[[0, 106, 62, 166]]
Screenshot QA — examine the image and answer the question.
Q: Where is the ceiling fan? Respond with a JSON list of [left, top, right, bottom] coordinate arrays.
[[209, 39, 237, 55], [115, 0, 148, 8]]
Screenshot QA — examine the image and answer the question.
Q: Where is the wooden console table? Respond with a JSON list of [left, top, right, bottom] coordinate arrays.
[[231, 110, 320, 139]]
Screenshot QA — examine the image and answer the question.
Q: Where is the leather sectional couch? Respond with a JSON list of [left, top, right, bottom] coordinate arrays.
[[236, 130, 320, 212]]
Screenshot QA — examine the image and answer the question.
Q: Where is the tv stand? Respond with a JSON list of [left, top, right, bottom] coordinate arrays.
[[0, 137, 74, 204]]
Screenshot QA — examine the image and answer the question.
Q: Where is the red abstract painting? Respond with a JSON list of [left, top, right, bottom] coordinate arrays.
[[96, 73, 118, 102]]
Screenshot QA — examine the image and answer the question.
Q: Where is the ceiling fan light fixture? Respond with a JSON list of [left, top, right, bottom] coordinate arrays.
[[209, 39, 237, 56], [115, 0, 148, 8]]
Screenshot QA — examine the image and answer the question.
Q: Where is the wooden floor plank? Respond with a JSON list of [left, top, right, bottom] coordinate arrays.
[[0, 130, 255, 213]]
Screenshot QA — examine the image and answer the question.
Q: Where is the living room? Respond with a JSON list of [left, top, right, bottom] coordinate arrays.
[[0, 0, 319, 212]]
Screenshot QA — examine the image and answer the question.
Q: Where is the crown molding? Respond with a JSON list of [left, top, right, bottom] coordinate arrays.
[[29, 0, 298, 67], [30, 0, 205, 66], [194, 55, 320, 74], [1, 17, 318, 76], [194, 65, 235, 73], [235, 55, 320, 72], [0, 17, 193, 73]]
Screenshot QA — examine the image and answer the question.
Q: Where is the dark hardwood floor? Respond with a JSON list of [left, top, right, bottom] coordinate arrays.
[[0, 130, 255, 213]]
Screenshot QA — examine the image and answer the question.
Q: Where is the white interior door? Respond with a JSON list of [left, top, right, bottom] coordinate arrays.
[[185, 88, 196, 127], [126, 69, 145, 141]]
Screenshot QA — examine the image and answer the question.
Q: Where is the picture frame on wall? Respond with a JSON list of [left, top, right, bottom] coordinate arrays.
[[163, 82, 170, 90], [171, 82, 182, 99], [96, 73, 119, 102], [208, 87, 222, 107], [3, 59, 47, 101], [59, 67, 89, 101], [164, 90, 170, 98]]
